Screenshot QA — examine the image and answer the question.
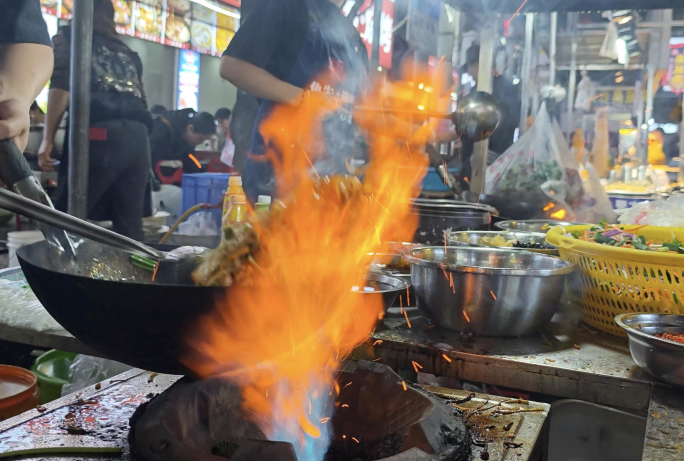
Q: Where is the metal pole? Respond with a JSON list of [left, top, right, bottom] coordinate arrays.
[[68, 0, 93, 219], [566, 12, 578, 141], [519, 13, 534, 135], [549, 12, 557, 86], [468, 24, 495, 194], [371, 0, 383, 71]]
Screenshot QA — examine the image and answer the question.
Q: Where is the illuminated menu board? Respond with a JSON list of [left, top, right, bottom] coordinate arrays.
[[177, 49, 200, 111], [40, 0, 239, 58]]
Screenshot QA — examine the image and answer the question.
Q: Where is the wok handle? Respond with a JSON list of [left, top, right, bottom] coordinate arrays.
[[0, 139, 77, 255], [0, 187, 165, 260]]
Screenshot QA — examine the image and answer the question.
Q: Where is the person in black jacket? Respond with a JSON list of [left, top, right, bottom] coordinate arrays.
[[149, 109, 217, 177], [37, 0, 153, 240], [0, 0, 53, 152]]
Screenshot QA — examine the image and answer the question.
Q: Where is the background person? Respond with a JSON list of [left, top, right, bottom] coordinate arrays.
[[38, 0, 152, 240], [219, 0, 368, 203], [149, 109, 217, 177], [214, 107, 235, 168]]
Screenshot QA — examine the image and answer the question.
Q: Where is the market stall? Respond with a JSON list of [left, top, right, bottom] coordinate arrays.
[[0, 0, 683, 460]]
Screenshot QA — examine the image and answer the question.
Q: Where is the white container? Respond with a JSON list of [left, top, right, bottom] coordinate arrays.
[[7, 231, 45, 268]]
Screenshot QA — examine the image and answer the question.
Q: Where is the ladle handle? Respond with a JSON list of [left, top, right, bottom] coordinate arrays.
[[0, 187, 165, 260]]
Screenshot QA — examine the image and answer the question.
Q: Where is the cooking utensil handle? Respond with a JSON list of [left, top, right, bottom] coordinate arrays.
[[0, 139, 77, 254], [424, 144, 461, 198], [0, 187, 165, 260], [0, 139, 34, 188]]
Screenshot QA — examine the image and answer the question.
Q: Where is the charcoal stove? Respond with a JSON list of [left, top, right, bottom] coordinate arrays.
[[0, 365, 548, 461]]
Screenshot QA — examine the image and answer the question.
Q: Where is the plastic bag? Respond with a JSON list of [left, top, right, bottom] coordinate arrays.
[[618, 194, 684, 227], [61, 355, 132, 397], [177, 211, 219, 236], [575, 72, 596, 112], [486, 102, 615, 223], [0, 280, 61, 332]]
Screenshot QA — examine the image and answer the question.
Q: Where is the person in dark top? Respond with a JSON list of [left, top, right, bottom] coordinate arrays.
[[0, 0, 53, 152], [149, 109, 217, 177], [37, 0, 153, 240], [220, 0, 369, 203], [459, 44, 521, 190]]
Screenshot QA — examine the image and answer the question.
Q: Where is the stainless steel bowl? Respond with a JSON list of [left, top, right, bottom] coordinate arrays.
[[615, 313, 684, 387], [353, 273, 410, 313], [495, 220, 585, 234], [445, 230, 559, 256], [404, 247, 575, 336]]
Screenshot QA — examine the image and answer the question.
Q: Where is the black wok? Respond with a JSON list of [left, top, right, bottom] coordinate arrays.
[[17, 240, 224, 375]]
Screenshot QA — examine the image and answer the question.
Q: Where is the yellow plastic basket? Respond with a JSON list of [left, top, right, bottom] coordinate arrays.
[[546, 225, 684, 337]]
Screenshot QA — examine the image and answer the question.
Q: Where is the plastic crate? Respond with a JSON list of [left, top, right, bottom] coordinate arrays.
[[181, 173, 232, 227], [420, 167, 460, 192]]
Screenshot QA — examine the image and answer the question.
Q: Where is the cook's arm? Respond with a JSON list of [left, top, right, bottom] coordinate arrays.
[[0, 44, 54, 151], [220, 56, 303, 105]]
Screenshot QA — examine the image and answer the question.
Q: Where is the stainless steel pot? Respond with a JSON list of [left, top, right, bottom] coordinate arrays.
[[404, 247, 575, 336]]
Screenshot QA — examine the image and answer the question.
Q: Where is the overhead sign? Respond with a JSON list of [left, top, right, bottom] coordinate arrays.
[[349, 0, 394, 69], [407, 0, 440, 56], [177, 49, 200, 111]]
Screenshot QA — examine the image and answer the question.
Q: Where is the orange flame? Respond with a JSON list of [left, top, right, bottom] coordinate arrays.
[[542, 202, 555, 212], [183, 64, 434, 457], [550, 209, 567, 220]]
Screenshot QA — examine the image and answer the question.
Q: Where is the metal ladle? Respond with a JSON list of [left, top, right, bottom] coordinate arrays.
[[355, 91, 501, 198]]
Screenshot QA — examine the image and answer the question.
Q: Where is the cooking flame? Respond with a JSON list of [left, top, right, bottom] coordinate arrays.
[[184, 67, 435, 459], [550, 209, 567, 220], [542, 202, 555, 212]]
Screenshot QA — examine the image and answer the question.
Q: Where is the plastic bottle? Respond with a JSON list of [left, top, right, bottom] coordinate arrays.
[[255, 195, 272, 213], [222, 176, 244, 218], [222, 194, 248, 233]]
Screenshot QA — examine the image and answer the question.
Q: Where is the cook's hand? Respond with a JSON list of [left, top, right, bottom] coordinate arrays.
[[0, 98, 31, 152], [38, 139, 56, 172]]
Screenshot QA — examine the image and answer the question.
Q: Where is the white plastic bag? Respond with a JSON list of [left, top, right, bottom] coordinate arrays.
[[485, 103, 615, 223], [619, 194, 684, 227], [177, 211, 219, 236], [575, 72, 596, 112], [61, 355, 132, 396], [0, 280, 61, 332]]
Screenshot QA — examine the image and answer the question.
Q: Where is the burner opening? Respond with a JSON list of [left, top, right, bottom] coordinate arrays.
[[130, 362, 469, 461]]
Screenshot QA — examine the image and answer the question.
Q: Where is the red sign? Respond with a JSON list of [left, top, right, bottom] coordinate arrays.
[[351, 0, 394, 69], [218, 0, 241, 7]]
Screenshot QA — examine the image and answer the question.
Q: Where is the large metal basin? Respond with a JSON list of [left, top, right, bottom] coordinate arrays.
[[404, 247, 574, 336]]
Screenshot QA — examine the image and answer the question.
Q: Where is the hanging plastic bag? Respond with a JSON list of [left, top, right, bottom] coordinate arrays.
[[177, 211, 219, 236], [599, 21, 619, 61], [485, 102, 616, 223], [575, 72, 596, 112], [61, 355, 132, 396]]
